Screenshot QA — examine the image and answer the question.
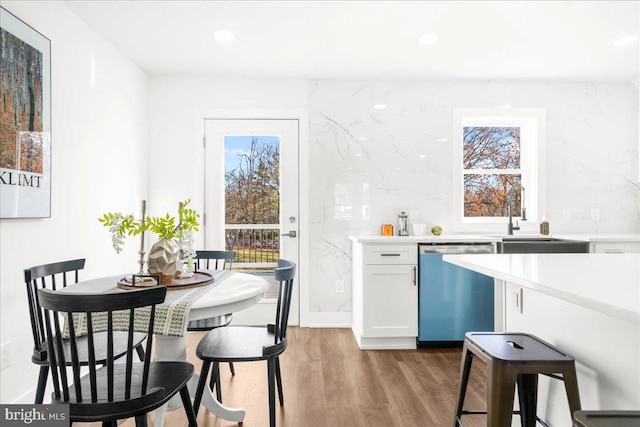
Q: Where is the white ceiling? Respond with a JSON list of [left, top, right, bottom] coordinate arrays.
[[64, 0, 640, 81]]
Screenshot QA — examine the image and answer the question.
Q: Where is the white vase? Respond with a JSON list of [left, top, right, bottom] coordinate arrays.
[[147, 238, 179, 283]]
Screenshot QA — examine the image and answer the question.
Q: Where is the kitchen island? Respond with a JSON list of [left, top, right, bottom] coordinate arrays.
[[444, 253, 640, 426]]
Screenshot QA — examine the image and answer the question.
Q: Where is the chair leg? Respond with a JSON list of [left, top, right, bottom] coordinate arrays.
[[180, 385, 198, 427], [453, 345, 473, 426], [35, 365, 49, 404], [194, 360, 211, 416], [134, 414, 147, 427], [267, 358, 277, 427], [102, 421, 117, 427], [275, 357, 284, 406], [135, 343, 145, 361], [516, 373, 538, 427], [209, 361, 222, 402], [229, 361, 235, 375], [562, 365, 582, 417], [487, 365, 517, 427]]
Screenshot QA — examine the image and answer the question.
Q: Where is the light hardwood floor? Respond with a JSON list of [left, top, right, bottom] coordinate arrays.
[[83, 328, 488, 427]]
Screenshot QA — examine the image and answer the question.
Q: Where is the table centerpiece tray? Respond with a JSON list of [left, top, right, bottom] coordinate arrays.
[[117, 271, 213, 291]]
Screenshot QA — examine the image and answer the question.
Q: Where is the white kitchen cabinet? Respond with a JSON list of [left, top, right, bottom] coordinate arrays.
[[351, 242, 418, 349], [590, 242, 640, 253]]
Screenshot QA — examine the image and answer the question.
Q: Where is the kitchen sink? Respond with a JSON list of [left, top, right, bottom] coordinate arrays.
[[497, 237, 589, 254]]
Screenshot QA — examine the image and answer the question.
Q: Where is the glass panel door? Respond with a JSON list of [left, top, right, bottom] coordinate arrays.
[[204, 119, 299, 325]]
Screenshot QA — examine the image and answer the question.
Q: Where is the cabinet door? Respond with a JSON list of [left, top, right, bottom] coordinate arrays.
[[363, 264, 418, 337]]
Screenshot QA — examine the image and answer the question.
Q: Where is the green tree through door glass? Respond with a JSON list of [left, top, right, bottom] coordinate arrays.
[[224, 136, 280, 264]]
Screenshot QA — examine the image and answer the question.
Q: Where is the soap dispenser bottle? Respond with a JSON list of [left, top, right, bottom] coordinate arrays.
[[398, 212, 409, 236], [540, 216, 550, 236]]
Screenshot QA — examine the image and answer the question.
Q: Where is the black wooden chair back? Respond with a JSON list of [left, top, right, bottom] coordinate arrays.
[[194, 250, 236, 271], [265, 259, 296, 357], [24, 259, 86, 363], [37, 286, 166, 411]]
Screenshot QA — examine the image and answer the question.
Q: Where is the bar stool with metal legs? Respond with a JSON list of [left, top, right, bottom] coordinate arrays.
[[453, 332, 582, 427], [573, 411, 640, 427]]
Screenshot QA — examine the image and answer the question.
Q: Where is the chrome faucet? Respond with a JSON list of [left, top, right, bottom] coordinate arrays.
[[507, 200, 520, 235]]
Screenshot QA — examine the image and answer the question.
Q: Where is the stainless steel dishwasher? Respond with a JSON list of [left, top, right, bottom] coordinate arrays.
[[418, 242, 495, 347]]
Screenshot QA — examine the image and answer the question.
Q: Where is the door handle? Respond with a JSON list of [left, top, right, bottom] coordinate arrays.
[[284, 230, 297, 238], [413, 266, 417, 286]]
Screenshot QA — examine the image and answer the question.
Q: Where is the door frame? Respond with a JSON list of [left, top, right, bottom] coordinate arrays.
[[193, 109, 309, 327]]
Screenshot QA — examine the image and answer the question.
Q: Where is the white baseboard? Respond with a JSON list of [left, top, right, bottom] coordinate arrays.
[[351, 329, 417, 350], [306, 311, 352, 328]]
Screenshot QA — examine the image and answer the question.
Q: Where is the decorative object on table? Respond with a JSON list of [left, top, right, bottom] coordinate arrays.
[[99, 199, 200, 283], [0, 7, 52, 218], [397, 211, 409, 236], [431, 225, 443, 236], [381, 224, 394, 236], [117, 271, 213, 291], [137, 199, 147, 274]]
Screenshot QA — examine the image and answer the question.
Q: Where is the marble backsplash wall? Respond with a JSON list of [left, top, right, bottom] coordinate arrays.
[[307, 80, 639, 316]]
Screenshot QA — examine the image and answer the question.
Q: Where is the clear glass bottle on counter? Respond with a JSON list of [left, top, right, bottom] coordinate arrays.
[[398, 212, 409, 236]]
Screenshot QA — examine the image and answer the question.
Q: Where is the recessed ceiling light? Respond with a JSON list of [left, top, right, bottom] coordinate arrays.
[[374, 104, 386, 110], [614, 35, 638, 46], [418, 34, 439, 45], [499, 104, 512, 109], [354, 153, 363, 158], [214, 29, 235, 41], [359, 137, 367, 141], [419, 154, 427, 158], [436, 138, 449, 142]]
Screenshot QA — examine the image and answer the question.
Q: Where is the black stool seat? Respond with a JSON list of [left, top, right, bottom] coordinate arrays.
[[454, 332, 581, 427], [574, 410, 640, 427], [469, 332, 576, 363]]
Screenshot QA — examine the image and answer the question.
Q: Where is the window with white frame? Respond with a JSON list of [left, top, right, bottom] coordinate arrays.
[[452, 109, 545, 231]]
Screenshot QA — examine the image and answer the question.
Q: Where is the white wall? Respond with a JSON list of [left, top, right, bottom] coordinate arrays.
[[0, 1, 149, 402], [308, 80, 639, 317], [148, 78, 638, 325], [146, 77, 308, 217]]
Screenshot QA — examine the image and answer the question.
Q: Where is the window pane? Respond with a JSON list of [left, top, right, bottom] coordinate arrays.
[[463, 127, 520, 169], [224, 135, 280, 266], [464, 174, 521, 217], [224, 135, 280, 225]]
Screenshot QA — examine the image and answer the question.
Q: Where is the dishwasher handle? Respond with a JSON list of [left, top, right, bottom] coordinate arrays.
[[419, 244, 495, 254]]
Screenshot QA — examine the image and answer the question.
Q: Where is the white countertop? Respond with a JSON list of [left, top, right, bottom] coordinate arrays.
[[349, 233, 640, 244], [443, 253, 640, 325], [554, 234, 640, 242], [348, 234, 502, 243]]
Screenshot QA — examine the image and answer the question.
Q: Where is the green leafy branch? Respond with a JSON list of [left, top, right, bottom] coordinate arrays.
[[99, 199, 200, 253]]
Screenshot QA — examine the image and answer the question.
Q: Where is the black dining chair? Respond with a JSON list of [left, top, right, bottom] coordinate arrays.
[[193, 259, 296, 427], [24, 259, 147, 404], [187, 250, 237, 400], [37, 285, 198, 427]]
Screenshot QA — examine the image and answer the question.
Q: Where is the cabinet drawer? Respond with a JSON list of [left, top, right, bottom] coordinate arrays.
[[592, 242, 640, 253], [363, 244, 417, 265]]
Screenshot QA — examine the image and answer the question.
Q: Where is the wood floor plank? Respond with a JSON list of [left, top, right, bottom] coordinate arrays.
[[75, 327, 493, 427]]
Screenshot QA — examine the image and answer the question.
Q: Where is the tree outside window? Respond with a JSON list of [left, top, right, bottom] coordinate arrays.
[[463, 126, 522, 217]]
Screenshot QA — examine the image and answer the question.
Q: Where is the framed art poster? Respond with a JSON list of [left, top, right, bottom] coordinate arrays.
[[0, 7, 51, 218]]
